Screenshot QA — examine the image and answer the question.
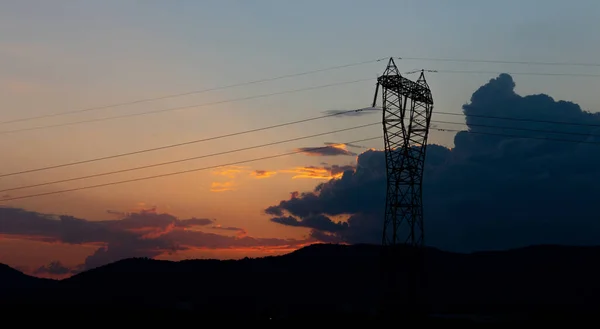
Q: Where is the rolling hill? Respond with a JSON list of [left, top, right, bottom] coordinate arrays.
[[1, 243, 599, 324]]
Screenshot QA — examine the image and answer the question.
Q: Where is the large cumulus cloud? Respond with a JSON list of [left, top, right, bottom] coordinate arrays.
[[266, 73, 600, 252], [0, 207, 311, 272]]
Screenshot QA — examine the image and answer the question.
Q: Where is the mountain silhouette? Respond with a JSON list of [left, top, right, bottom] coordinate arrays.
[[0, 263, 57, 293], [2, 243, 599, 324]]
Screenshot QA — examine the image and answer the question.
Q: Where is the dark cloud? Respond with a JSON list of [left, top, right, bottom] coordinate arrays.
[[327, 164, 356, 176], [105, 209, 133, 219], [34, 261, 73, 275], [267, 73, 600, 252], [323, 107, 380, 117], [180, 218, 214, 227], [211, 225, 244, 231], [295, 144, 357, 157], [251, 170, 277, 178], [210, 225, 247, 237], [271, 214, 348, 233], [0, 207, 310, 271]]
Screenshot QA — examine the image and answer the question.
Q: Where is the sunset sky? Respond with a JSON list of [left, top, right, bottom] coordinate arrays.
[[1, 0, 600, 279]]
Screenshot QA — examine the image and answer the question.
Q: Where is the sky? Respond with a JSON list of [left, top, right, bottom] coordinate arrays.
[[1, 0, 600, 278]]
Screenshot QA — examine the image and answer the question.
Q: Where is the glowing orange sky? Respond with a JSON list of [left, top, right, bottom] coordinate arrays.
[[0, 154, 362, 278]]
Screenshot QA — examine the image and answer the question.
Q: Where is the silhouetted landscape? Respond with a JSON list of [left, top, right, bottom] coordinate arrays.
[[2, 2, 600, 326], [2, 243, 599, 324]]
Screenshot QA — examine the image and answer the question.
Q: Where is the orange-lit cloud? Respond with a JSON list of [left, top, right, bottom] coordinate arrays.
[[212, 164, 356, 182], [280, 164, 355, 180], [281, 167, 337, 180], [211, 166, 249, 179], [326, 142, 368, 149], [210, 181, 236, 192], [210, 166, 250, 191], [0, 207, 314, 277], [132, 221, 177, 240], [251, 170, 277, 179]]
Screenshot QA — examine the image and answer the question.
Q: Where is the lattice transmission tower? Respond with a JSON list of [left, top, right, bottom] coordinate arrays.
[[372, 57, 434, 248]]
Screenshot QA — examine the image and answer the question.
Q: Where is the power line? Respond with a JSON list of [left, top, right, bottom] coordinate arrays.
[[0, 122, 378, 193], [431, 120, 600, 138], [2, 55, 597, 127], [432, 126, 600, 145], [3, 107, 597, 179], [368, 106, 600, 129], [435, 111, 600, 128], [399, 56, 600, 67], [0, 77, 373, 135], [5, 118, 597, 192], [0, 136, 382, 202], [4, 70, 600, 136], [0, 57, 386, 126], [5, 124, 600, 202], [0, 107, 372, 178], [433, 69, 600, 78]]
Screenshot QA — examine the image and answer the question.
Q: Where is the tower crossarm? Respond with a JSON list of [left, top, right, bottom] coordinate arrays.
[[376, 75, 433, 105]]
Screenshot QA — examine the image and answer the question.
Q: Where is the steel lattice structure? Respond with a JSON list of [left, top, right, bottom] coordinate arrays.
[[372, 57, 434, 248]]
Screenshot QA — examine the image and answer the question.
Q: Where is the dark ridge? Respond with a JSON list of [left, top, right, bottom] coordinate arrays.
[[2, 243, 600, 324], [0, 263, 57, 293]]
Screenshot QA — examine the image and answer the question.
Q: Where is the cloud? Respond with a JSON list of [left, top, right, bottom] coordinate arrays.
[[323, 107, 381, 117], [271, 214, 348, 233], [325, 142, 367, 149], [295, 143, 357, 157], [211, 166, 248, 179], [106, 210, 127, 218], [266, 73, 600, 252], [251, 170, 277, 179], [211, 225, 247, 237], [248, 165, 356, 180], [210, 181, 236, 192], [280, 165, 355, 180], [210, 166, 252, 190], [0, 207, 310, 272], [34, 261, 73, 276], [179, 218, 214, 227]]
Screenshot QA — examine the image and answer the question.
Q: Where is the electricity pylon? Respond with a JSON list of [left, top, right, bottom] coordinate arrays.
[[372, 57, 434, 315], [372, 57, 434, 247]]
